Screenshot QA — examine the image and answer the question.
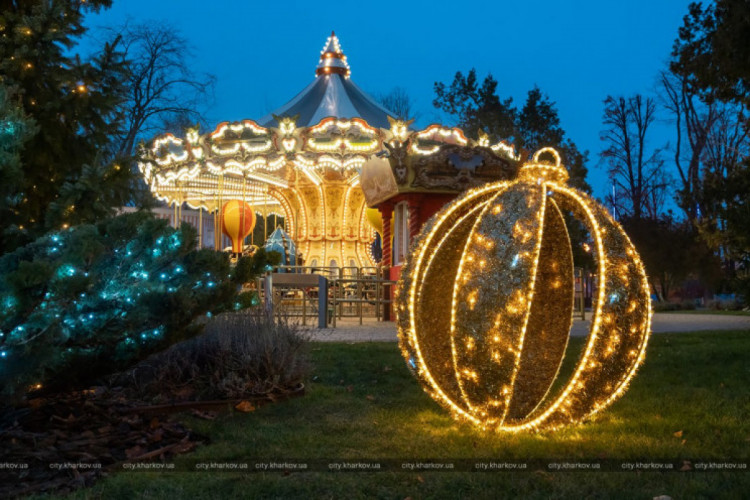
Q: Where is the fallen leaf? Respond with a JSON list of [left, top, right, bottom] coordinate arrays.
[[417, 475, 424, 483], [149, 429, 164, 443], [681, 439, 687, 445], [150, 417, 160, 429], [384, 366, 392, 372], [346, 385, 354, 392], [235, 401, 256, 413], [673, 430, 683, 438], [653, 496, 673, 500], [366, 395, 375, 401], [680, 461, 692, 472]]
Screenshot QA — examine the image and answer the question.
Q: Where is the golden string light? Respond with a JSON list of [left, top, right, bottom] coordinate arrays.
[[396, 148, 651, 432]]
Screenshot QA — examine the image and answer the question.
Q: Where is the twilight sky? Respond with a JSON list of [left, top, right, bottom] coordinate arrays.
[[85, 0, 694, 201]]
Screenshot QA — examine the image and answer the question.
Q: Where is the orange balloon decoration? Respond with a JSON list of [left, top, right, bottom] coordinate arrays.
[[221, 200, 256, 253]]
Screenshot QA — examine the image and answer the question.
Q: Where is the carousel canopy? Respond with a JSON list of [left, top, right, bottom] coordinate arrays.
[[258, 32, 394, 129], [263, 227, 297, 266]]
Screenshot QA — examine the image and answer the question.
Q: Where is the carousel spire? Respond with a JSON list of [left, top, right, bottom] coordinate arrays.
[[316, 31, 351, 77]]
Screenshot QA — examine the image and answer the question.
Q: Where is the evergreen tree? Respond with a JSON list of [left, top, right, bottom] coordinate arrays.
[[433, 68, 516, 142], [671, 0, 750, 296], [0, 0, 134, 252], [433, 72, 591, 192], [516, 86, 565, 152], [517, 86, 591, 193], [0, 212, 279, 401], [0, 85, 37, 236]]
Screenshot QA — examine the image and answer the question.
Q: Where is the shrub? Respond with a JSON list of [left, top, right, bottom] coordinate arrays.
[[652, 301, 680, 312], [0, 212, 278, 402], [114, 311, 311, 402], [679, 300, 697, 310]]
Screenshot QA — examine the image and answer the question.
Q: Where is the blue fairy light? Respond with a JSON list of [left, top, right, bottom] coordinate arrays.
[[57, 265, 76, 278], [2, 295, 17, 309], [511, 254, 520, 268], [160, 273, 167, 280], [0, 351, 7, 358]]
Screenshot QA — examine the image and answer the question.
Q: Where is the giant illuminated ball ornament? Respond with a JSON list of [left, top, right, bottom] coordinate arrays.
[[396, 148, 652, 432], [221, 200, 256, 253]]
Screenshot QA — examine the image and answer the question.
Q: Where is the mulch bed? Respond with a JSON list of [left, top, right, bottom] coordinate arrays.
[[0, 385, 304, 498]]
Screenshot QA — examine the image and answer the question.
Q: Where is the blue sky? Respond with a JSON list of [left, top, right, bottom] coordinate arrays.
[[85, 0, 694, 202]]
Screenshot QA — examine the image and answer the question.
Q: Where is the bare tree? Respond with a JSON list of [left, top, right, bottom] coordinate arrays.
[[600, 95, 667, 220], [704, 101, 750, 185], [376, 87, 420, 121], [659, 69, 719, 222], [107, 21, 216, 156], [700, 100, 750, 256]]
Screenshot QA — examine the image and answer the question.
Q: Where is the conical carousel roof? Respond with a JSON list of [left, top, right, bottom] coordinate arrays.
[[258, 32, 394, 129]]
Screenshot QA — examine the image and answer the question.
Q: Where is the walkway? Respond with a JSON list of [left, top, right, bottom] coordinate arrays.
[[302, 312, 750, 343]]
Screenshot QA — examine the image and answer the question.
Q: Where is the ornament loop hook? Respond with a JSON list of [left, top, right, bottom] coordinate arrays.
[[532, 147, 562, 167]]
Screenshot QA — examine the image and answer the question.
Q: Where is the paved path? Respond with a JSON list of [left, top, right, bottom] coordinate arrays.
[[301, 313, 750, 343]]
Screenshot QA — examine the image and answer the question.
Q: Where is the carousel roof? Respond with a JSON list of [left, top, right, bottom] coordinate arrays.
[[258, 32, 394, 129]]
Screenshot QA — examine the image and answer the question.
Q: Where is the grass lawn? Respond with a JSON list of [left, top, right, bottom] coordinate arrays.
[[54, 330, 750, 500]]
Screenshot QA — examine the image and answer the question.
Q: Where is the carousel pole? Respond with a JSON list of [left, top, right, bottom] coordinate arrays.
[[241, 175, 247, 256], [198, 201, 203, 249], [264, 197, 268, 241]]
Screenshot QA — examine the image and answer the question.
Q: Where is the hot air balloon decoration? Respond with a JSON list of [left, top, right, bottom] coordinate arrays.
[[221, 200, 256, 254], [396, 148, 652, 432]]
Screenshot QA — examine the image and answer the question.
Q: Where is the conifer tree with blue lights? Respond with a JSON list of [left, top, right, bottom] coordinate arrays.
[[0, 211, 279, 401]]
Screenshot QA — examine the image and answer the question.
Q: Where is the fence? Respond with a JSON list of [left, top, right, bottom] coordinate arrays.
[[258, 266, 396, 328]]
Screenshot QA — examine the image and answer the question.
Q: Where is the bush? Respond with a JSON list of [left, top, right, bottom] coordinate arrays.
[[707, 297, 746, 311], [0, 212, 278, 402], [652, 301, 680, 312], [114, 311, 311, 402], [679, 300, 697, 310]]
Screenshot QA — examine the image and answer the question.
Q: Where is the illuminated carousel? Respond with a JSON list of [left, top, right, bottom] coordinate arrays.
[[139, 32, 520, 269]]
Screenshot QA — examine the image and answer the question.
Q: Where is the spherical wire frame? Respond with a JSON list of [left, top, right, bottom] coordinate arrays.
[[396, 175, 652, 432]]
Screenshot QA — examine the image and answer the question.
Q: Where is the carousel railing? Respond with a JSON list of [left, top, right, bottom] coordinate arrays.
[[258, 266, 395, 327]]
